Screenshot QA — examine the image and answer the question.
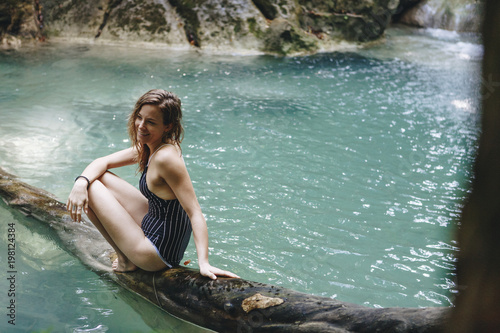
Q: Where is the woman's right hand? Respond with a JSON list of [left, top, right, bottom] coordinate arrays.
[[66, 178, 89, 222]]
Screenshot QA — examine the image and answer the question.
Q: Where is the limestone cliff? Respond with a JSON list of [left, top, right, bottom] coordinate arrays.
[[1, 0, 483, 54], [39, 0, 405, 55], [2, 0, 402, 54]]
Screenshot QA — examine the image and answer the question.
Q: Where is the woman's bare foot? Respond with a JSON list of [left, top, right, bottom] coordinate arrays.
[[112, 257, 138, 273]]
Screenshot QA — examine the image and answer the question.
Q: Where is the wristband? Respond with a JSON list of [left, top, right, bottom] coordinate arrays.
[[75, 175, 91, 189]]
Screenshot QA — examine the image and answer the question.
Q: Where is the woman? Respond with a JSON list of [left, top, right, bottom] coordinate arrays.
[[66, 89, 239, 280]]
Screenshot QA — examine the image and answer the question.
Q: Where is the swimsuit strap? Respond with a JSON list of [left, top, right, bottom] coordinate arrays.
[[147, 144, 173, 166]]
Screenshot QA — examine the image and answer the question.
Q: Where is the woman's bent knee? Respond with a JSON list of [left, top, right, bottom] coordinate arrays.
[[87, 179, 103, 197], [95, 171, 116, 186]]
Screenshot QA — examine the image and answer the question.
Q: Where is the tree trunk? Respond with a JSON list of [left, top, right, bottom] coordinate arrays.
[[447, 0, 500, 332], [0, 167, 446, 332]]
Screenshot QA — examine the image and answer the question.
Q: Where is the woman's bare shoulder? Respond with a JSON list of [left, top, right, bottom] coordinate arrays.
[[154, 145, 184, 167]]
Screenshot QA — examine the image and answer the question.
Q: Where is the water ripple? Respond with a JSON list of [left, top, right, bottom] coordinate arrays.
[[0, 35, 480, 319]]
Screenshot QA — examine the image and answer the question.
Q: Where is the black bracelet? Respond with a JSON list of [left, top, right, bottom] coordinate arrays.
[[75, 175, 91, 189]]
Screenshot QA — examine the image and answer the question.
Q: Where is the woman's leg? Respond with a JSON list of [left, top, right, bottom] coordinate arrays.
[[86, 207, 137, 271], [98, 171, 148, 225], [86, 172, 167, 272], [87, 171, 146, 271]]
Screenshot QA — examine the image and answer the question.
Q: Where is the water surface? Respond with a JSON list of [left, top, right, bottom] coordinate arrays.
[[0, 26, 481, 332]]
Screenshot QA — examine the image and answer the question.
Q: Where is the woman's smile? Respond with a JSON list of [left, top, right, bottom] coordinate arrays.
[[137, 129, 151, 142], [135, 104, 168, 146]]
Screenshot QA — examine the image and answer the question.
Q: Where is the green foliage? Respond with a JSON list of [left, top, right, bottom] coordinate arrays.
[[247, 17, 263, 38], [233, 18, 243, 34]]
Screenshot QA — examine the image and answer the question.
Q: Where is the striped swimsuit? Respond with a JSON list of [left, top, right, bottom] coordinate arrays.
[[139, 147, 192, 267]]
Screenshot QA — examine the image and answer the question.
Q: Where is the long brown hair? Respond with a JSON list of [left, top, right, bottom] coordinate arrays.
[[127, 89, 184, 172]]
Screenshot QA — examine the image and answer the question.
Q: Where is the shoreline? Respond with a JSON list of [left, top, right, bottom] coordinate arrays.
[[2, 33, 376, 57], [2, 24, 481, 58]]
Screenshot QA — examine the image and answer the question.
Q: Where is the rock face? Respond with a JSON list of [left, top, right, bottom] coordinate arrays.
[[0, 0, 43, 47], [3, 0, 405, 54], [0, 0, 484, 53], [42, 0, 404, 54]]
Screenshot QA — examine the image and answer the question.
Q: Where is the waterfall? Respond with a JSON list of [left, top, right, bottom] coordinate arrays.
[[397, 0, 483, 32]]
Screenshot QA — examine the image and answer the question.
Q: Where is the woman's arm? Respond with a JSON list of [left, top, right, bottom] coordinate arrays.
[[155, 148, 239, 280], [67, 147, 138, 222]]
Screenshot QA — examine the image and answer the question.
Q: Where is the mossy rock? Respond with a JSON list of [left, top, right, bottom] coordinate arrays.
[[262, 18, 318, 56], [112, 1, 168, 34]]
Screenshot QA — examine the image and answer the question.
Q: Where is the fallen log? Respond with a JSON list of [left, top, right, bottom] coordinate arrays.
[[0, 167, 448, 332]]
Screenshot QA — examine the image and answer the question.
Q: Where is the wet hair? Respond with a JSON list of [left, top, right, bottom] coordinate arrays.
[[127, 89, 184, 172]]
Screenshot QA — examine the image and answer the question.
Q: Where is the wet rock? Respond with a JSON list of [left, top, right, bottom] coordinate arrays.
[[0, 1, 484, 54], [4, 0, 403, 54], [2, 0, 483, 54], [262, 18, 319, 56]]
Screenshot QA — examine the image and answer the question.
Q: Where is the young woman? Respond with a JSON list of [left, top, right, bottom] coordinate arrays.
[[66, 89, 239, 280]]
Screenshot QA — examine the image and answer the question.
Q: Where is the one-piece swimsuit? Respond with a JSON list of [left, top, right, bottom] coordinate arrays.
[[139, 145, 192, 267]]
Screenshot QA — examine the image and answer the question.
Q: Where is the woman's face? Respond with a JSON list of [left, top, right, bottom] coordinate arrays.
[[135, 104, 170, 147]]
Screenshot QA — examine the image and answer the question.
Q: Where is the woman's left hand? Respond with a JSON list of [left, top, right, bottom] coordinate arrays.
[[66, 179, 90, 222], [199, 263, 240, 280]]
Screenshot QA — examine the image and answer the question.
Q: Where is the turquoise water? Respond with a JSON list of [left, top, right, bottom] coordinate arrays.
[[0, 26, 481, 332]]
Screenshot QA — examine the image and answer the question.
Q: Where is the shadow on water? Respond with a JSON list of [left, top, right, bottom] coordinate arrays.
[[113, 286, 213, 333]]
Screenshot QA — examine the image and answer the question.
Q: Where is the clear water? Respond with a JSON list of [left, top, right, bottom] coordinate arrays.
[[0, 26, 481, 332]]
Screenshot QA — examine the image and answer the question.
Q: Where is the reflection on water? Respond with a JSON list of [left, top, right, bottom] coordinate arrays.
[[0, 26, 481, 331]]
